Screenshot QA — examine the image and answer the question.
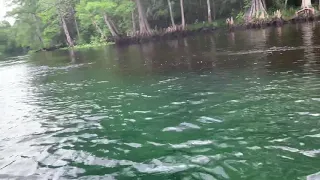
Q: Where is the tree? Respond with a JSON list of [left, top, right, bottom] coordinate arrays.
[[103, 13, 120, 38], [180, 0, 185, 29], [72, 6, 81, 40], [35, 0, 77, 47], [59, 11, 74, 47], [135, 0, 151, 34], [207, 0, 212, 23], [246, 0, 268, 22], [132, 10, 137, 32], [167, 0, 175, 27], [83, 0, 120, 37], [285, 0, 288, 9], [212, 0, 216, 20], [301, 0, 312, 8], [6, 0, 46, 48]]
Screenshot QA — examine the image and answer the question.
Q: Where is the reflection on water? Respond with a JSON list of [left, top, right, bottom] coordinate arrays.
[[0, 23, 320, 180]]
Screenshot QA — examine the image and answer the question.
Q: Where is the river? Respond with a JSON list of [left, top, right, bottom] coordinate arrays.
[[0, 23, 320, 180]]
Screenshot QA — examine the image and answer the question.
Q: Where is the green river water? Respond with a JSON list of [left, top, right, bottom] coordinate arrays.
[[0, 23, 320, 180]]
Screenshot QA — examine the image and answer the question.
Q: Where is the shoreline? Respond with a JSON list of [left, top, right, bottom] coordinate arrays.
[[113, 15, 320, 46], [35, 15, 320, 52]]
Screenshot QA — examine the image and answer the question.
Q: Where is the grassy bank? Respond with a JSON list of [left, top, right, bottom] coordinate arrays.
[[186, 19, 227, 31], [61, 42, 115, 50]]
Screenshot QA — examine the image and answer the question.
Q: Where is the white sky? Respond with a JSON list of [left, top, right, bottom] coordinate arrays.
[[0, 0, 15, 24], [0, 0, 7, 20]]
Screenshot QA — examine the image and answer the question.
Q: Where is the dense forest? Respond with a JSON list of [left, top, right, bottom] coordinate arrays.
[[0, 0, 318, 55]]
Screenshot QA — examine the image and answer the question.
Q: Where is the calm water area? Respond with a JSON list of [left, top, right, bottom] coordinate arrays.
[[0, 23, 320, 180]]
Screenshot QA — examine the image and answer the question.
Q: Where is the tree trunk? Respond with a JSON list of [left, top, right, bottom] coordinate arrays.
[[285, 0, 288, 9], [207, 0, 212, 23], [167, 0, 176, 27], [103, 13, 120, 38], [56, 0, 74, 47], [74, 18, 80, 40], [262, 0, 266, 8], [72, 7, 80, 41], [60, 15, 74, 47], [110, 19, 120, 35], [301, 0, 312, 8], [180, 0, 185, 29], [92, 19, 106, 40], [246, 0, 268, 22], [212, 0, 216, 20], [132, 10, 137, 32], [32, 14, 44, 48], [135, 0, 151, 34]]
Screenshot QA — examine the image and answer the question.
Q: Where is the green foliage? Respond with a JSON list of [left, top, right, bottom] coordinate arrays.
[[281, 7, 299, 19], [61, 41, 114, 50], [0, 20, 24, 55], [235, 11, 246, 24], [186, 22, 213, 30], [186, 19, 227, 31]]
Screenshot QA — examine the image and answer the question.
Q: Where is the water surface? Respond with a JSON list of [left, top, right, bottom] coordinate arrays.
[[0, 23, 320, 180]]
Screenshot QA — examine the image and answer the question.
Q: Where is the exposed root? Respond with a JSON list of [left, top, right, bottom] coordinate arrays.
[[273, 10, 282, 19], [245, 0, 268, 23], [272, 10, 284, 26], [295, 7, 315, 18], [226, 17, 234, 30]]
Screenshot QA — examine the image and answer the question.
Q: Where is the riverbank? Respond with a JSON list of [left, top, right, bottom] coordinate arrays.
[[61, 42, 115, 50], [35, 11, 320, 52], [33, 42, 115, 53], [113, 15, 320, 45]]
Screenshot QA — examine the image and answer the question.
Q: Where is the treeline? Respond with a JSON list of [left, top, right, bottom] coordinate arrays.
[[0, 0, 316, 55]]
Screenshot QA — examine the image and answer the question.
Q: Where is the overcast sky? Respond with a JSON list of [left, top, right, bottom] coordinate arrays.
[[0, 0, 6, 19], [0, 0, 15, 24]]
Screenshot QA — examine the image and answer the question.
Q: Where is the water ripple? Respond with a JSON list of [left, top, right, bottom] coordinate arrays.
[[163, 122, 201, 132]]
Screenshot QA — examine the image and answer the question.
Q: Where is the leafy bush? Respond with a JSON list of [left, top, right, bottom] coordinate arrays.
[[281, 7, 298, 20], [235, 11, 245, 24]]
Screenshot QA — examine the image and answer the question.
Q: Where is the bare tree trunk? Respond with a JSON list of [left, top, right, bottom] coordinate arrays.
[[212, 0, 216, 20], [74, 18, 80, 40], [132, 10, 137, 32], [262, 0, 266, 8], [285, 0, 288, 9], [56, 0, 74, 47], [246, 0, 268, 22], [110, 19, 120, 35], [60, 15, 74, 47], [301, 0, 312, 8], [180, 0, 185, 29], [72, 7, 80, 41], [207, 0, 212, 23], [103, 13, 120, 38], [135, 0, 151, 34], [92, 19, 106, 40], [167, 0, 176, 27]]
